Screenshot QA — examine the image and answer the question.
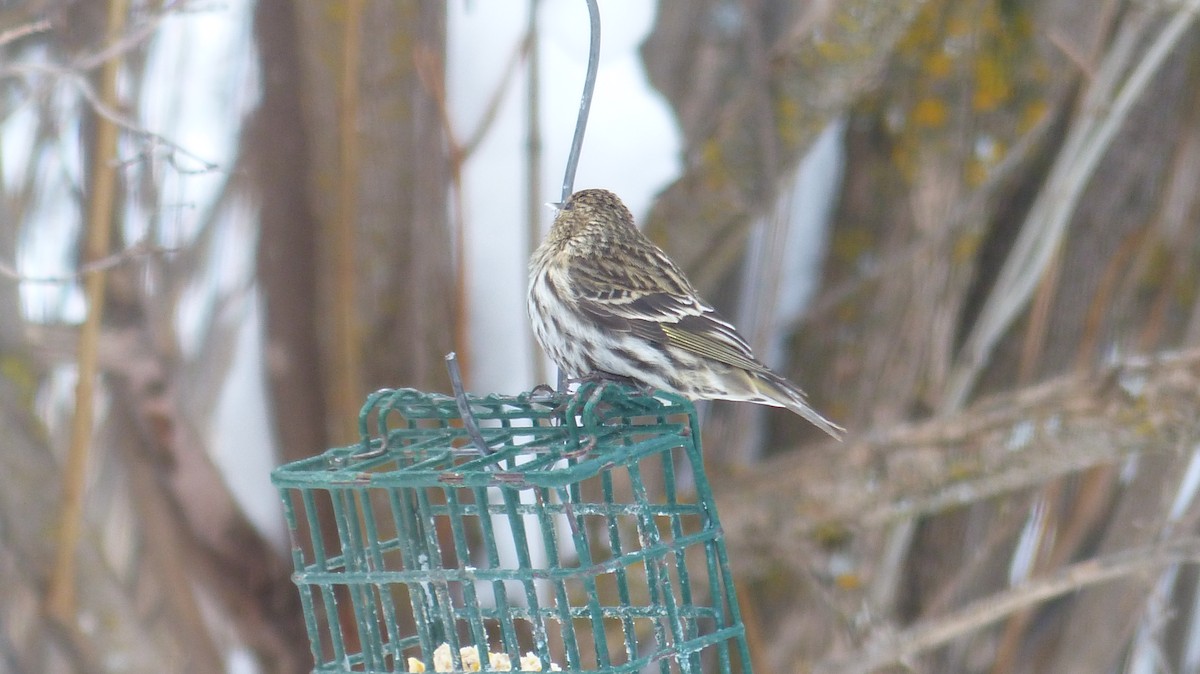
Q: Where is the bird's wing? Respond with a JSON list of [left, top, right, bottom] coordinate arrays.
[[658, 316, 769, 374], [567, 241, 771, 374]]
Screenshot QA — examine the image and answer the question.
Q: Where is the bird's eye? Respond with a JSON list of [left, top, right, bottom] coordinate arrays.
[[562, 201, 575, 211]]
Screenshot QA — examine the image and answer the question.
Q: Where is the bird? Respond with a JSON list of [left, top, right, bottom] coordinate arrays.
[[527, 188, 844, 440]]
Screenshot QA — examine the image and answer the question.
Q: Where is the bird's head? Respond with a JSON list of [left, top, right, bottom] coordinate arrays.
[[548, 189, 637, 246]]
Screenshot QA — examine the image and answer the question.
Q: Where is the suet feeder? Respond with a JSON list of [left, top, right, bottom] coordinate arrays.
[[272, 382, 753, 674]]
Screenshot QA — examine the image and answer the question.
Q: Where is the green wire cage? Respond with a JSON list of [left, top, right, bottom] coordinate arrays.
[[271, 382, 753, 674]]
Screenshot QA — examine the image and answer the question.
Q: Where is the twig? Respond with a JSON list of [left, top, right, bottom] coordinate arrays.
[[716, 348, 1200, 573], [461, 34, 534, 161], [944, 0, 1200, 408], [73, 0, 193, 72], [816, 538, 1200, 674], [0, 19, 51, 47], [329, 0, 365, 440], [48, 0, 129, 624], [413, 15, 536, 387], [558, 0, 600, 202], [413, 42, 474, 388], [445, 352, 492, 455], [413, 32, 532, 167], [793, 96, 1057, 330], [0, 62, 220, 172], [0, 238, 179, 284]]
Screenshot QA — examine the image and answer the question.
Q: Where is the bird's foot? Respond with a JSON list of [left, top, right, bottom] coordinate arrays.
[[570, 370, 636, 386], [528, 372, 656, 417], [527, 383, 559, 400], [569, 371, 658, 400]]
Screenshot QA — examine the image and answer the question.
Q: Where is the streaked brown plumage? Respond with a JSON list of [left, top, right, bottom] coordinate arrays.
[[528, 188, 843, 439]]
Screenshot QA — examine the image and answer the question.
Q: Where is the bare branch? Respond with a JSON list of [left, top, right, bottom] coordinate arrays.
[[816, 538, 1200, 674], [0, 239, 180, 285], [944, 0, 1200, 408], [0, 62, 220, 171], [48, 0, 129, 623], [72, 0, 195, 71], [0, 19, 50, 47], [717, 348, 1200, 574]]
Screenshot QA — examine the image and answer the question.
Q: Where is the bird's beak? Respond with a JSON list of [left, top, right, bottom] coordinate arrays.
[[545, 201, 564, 212]]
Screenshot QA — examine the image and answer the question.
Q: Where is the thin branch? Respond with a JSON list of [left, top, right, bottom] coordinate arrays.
[[459, 33, 534, 161], [0, 63, 220, 172], [328, 0, 365, 441], [944, 0, 1200, 408], [0, 2, 222, 173], [0, 19, 50, 47], [717, 348, 1200, 573], [48, 0, 129, 623], [413, 22, 535, 384], [72, 0, 193, 71], [413, 32, 532, 166], [413, 44, 474, 385], [793, 100, 1059, 329], [0, 239, 179, 284], [816, 538, 1200, 674]]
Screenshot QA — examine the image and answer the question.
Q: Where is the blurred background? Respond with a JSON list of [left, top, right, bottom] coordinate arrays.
[[4, 0, 1200, 672]]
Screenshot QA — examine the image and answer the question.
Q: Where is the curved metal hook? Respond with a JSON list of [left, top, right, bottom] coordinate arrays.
[[559, 0, 601, 203]]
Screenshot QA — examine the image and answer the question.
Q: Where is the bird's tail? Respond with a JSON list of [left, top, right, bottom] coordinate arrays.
[[753, 371, 845, 441]]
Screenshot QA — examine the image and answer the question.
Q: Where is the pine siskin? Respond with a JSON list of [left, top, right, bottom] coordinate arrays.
[[528, 188, 844, 440]]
